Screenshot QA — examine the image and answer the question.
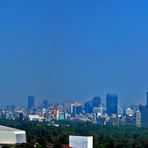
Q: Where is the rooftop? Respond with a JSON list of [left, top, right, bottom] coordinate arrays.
[[0, 125, 23, 132]]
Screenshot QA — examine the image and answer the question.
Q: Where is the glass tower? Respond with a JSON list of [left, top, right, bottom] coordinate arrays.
[[92, 97, 101, 107], [106, 94, 118, 116], [28, 96, 35, 109]]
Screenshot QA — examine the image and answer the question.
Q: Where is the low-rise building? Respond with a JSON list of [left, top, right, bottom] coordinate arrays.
[[0, 125, 26, 144], [69, 135, 93, 148], [28, 115, 45, 122]]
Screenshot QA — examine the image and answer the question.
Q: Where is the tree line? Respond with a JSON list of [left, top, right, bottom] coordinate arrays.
[[0, 119, 148, 148]]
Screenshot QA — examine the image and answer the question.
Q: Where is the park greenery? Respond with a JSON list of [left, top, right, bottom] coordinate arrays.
[[0, 119, 148, 148]]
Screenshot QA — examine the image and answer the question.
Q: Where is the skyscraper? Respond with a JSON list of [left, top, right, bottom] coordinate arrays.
[[140, 105, 148, 128], [146, 92, 148, 106], [85, 101, 93, 114], [106, 94, 118, 116], [43, 100, 48, 109], [92, 97, 101, 107], [140, 92, 148, 128], [28, 96, 35, 109]]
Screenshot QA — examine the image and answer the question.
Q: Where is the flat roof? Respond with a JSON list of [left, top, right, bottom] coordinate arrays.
[[0, 125, 24, 132]]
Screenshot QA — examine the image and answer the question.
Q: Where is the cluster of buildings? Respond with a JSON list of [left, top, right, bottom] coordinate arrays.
[[1, 93, 148, 147], [0, 93, 148, 128]]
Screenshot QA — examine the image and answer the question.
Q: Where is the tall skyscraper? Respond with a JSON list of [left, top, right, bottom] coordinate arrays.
[[43, 100, 48, 109], [140, 105, 148, 128], [106, 94, 118, 116], [28, 96, 35, 109], [85, 101, 93, 114], [140, 92, 148, 128], [92, 97, 101, 107], [146, 92, 148, 106]]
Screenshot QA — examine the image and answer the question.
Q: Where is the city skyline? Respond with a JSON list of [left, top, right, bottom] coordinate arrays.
[[0, 1, 148, 106], [2, 91, 147, 109]]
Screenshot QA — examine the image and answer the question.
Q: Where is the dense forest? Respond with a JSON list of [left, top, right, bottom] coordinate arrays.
[[0, 119, 148, 148]]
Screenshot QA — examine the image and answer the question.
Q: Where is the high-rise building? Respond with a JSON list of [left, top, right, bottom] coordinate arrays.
[[43, 100, 48, 109], [140, 105, 148, 128], [52, 108, 59, 120], [106, 94, 118, 116], [146, 92, 148, 106], [136, 110, 141, 127], [140, 92, 148, 128], [28, 96, 35, 109], [92, 97, 101, 107], [72, 105, 82, 115], [70, 102, 82, 115], [85, 101, 93, 114]]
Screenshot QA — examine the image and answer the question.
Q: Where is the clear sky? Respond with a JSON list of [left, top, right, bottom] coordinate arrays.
[[0, 0, 148, 106]]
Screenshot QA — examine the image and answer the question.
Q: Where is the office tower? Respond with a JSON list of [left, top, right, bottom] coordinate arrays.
[[106, 94, 118, 116], [75, 105, 82, 114], [136, 110, 141, 127], [140, 105, 148, 128], [85, 101, 93, 114], [146, 92, 148, 106], [70, 102, 82, 115], [139, 92, 148, 128], [43, 100, 48, 108], [52, 108, 59, 120], [72, 105, 82, 115], [92, 97, 101, 107], [28, 96, 35, 109]]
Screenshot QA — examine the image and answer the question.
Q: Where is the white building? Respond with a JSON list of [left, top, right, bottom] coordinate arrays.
[[136, 110, 141, 127], [0, 125, 26, 144], [69, 136, 93, 148], [125, 108, 135, 116], [29, 115, 45, 122]]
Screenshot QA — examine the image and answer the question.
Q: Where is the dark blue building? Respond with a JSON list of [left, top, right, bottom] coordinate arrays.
[[147, 92, 148, 107], [140, 92, 148, 128], [140, 105, 148, 128], [43, 100, 48, 108], [73, 105, 82, 115], [28, 96, 35, 109], [92, 97, 101, 107], [85, 101, 93, 114], [106, 94, 118, 116]]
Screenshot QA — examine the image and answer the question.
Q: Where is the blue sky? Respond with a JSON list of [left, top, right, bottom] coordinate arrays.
[[0, 0, 148, 106]]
